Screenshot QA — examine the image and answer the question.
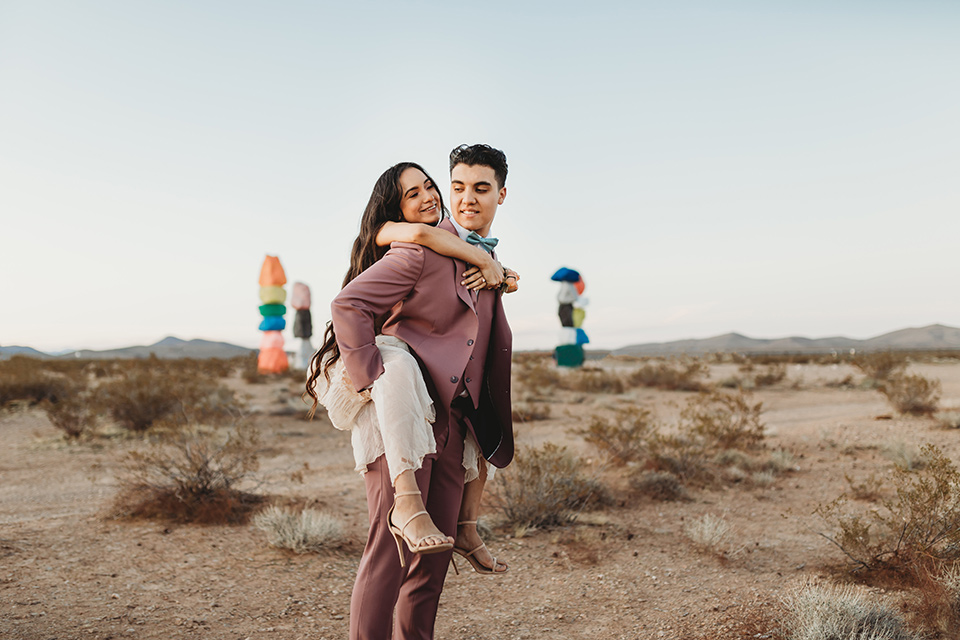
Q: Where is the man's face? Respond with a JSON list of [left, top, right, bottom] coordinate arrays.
[[450, 164, 505, 237]]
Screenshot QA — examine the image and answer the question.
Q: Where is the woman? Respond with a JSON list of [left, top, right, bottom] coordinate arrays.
[[306, 161, 514, 573]]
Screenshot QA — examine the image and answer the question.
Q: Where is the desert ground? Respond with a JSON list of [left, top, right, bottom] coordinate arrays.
[[2, 356, 959, 639]]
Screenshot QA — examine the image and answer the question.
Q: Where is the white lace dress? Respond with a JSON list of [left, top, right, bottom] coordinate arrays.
[[310, 335, 490, 485]]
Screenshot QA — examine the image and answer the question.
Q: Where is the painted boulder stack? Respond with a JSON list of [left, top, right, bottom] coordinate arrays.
[[290, 281, 313, 370], [551, 267, 588, 367], [258, 255, 289, 373]]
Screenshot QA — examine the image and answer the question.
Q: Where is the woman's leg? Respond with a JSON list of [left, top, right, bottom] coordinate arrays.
[[391, 469, 453, 549], [454, 463, 507, 572]]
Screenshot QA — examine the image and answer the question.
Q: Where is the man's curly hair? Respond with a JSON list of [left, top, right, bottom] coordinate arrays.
[[449, 144, 508, 189]]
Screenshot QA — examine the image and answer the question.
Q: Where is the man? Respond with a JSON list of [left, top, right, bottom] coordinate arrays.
[[331, 144, 513, 639]]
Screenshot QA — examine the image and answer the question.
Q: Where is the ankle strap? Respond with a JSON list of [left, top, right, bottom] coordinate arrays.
[[395, 491, 422, 497], [457, 520, 478, 526]]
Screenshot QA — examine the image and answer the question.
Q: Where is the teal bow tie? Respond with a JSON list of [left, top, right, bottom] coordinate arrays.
[[466, 231, 499, 253]]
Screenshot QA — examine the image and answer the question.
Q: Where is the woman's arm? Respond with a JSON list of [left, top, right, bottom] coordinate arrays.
[[376, 221, 504, 290]]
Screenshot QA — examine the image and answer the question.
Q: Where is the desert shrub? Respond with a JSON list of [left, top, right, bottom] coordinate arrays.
[[643, 433, 716, 485], [253, 506, 346, 553], [514, 359, 561, 388], [934, 410, 960, 430], [511, 401, 552, 423], [818, 445, 960, 573], [40, 389, 99, 439], [561, 367, 625, 394], [826, 374, 856, 389], [880, 373, 941, 416], [853, 351, 908, 383], [882, 441, 926, 471], [845, 472, 885, 502], [782, 582, 917, 640], [240, 352, 266, 384], [114, 423, 262, 524], [684, 513, 736, 555], [577, 406, 656, 465], [0, 357, 78, 407], [96, 368, 242, 432], [630, 471, 689, 501], [753, 364, 786, 387], [490, 443, 609, 531], [680, 390, 765, 450], [626, 358, 708, 391]]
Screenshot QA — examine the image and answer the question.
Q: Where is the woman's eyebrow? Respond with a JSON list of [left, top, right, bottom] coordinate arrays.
[[403, 185, 419, 197]]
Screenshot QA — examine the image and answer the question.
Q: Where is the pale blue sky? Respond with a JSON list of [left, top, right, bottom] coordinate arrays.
[[1, 1, 958, 352]]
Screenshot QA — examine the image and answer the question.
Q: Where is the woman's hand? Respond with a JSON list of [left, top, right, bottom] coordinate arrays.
[[461, 254, 505, 291], [503, 268, 520, 293]]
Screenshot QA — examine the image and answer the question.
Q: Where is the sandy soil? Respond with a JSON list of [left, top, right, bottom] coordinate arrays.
[[2, 360, 959, 640]]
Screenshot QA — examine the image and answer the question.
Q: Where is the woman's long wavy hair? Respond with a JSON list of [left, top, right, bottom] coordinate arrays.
[[304, 162, 446, 416]]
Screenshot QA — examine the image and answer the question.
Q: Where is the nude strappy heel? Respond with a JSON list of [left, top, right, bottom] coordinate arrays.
[[387, 490, 454, 568], [451, 520, 508, 575]]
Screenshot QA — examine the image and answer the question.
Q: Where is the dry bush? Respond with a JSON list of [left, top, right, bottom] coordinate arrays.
[[882, 441, 926, 471], [511, 401, 552, 423], [782, 582, 917, 640], [845, 472, 885, 502], [240, 352, 266, 384], [490, 443, 610, 531], [853, 351, 908, 383], [818, 444, 960, 573], [561, 366, 625, 394], [630, 471, 689, 501], [626, 358, 708, 391], [253, 506, 346, 553], [0, 356, 78, 407], [680, 390, 765, 450], [905, 564, 960, 637], [96, 368, 242, 432], [753, 364, 787, 387], [935, 411, 960, 429], [880, 373, 941, 416], [40, 390, 99, 439], [826, 374, 856, 389], [684, 513, 736, 555], [576, 406, 656, 465], [114, 424, 263, 524]]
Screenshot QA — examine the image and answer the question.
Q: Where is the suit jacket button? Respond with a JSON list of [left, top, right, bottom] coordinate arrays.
[[466, 378, 472, 383], [450, 376, 459, 383], [467, 339, 474, 346]]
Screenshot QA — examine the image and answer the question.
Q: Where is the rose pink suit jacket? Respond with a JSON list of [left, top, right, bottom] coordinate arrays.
[[330, 219, 514, 468]]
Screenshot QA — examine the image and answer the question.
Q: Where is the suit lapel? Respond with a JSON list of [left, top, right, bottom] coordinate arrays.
[[438, 219, 476, 313], [452, 257, 476, 313]]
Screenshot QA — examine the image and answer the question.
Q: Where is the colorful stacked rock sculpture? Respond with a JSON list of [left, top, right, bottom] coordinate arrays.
[[290, 281, 313, 370], [258, 255, 289, 373], [551, 267, 588, 367]]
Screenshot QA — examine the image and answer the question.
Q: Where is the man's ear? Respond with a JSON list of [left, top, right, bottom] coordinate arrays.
[[498, 186, 507, 205]]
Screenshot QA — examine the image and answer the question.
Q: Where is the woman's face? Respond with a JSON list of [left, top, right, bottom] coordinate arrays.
[[398, 167, 441, 224]]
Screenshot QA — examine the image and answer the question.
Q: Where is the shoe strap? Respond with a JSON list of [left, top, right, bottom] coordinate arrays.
[[395, 490, 422, 498], [457, 520, 478, 526], [399, 509, 430, 533]]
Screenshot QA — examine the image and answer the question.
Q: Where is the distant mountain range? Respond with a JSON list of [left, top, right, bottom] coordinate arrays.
[[612, 324, 960, 356], [0, 337, 254, 360], [4, 324, 959, 361]]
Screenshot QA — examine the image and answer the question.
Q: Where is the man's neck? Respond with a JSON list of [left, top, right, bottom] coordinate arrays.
[[450, 216, 490, 241]]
